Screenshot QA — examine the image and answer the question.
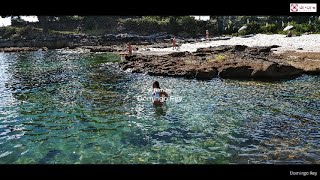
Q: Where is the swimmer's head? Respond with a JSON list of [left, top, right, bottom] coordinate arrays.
[[153, 81, 160, 89]]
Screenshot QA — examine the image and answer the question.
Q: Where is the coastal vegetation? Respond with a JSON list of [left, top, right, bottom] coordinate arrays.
[[1, 16, 320, 39]]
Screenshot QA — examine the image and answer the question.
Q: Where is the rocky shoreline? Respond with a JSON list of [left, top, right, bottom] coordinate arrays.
[[1, 32, 319, 81], [0, 33, 177, 52], [119, 45, 320, 80], [0, 32, 231, 53]]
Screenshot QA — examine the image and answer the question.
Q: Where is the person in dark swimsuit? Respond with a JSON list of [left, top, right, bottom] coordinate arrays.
[[152, 81, 168, 105]]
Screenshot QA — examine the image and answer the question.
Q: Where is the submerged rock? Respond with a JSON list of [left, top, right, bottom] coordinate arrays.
[[38, 149, 61, 164]]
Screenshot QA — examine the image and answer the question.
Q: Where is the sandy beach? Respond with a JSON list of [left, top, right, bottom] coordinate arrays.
[[137, 34, 320, 55]]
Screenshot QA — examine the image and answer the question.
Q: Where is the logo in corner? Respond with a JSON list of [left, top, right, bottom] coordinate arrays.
[[290, 3, 317, 12], [290, 4, 299, 12]]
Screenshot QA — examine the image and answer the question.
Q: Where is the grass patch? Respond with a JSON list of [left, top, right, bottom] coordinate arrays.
[[208, 54, 227, 62]]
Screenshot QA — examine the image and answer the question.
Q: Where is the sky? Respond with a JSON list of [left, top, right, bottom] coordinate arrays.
[[0, 16, 38, 27]]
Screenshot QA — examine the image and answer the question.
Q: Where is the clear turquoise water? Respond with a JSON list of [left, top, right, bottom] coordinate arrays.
[[0, 50, 319, 164]]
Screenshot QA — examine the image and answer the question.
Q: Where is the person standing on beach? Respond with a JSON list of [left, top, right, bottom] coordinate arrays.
[[127, 42, 132, 55], [172, 37, 176, 50], [206, 30, 209, 40]]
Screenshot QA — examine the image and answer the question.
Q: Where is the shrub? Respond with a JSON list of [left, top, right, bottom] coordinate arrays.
[[286, 22, 315, 34], [1, 27, 17, 39], [246, 22, 260, 34], [19, 26, 36, 37], [119, 17, 167, 35], [294, 23, 314, 33], [178, 16, 198, 37], [260, 23, 280, 34]]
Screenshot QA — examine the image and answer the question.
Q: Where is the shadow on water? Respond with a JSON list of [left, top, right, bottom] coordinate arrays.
[[153, 104, 167, 117], [123, 123, 217, 148], [123, 106, 218, 147], [38, 149, 62, 164]]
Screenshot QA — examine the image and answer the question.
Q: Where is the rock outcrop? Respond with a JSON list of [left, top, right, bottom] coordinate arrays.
[[120, 45, 307, 80]]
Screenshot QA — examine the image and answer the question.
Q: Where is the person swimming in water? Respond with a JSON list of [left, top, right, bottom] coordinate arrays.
[[152, 81, 168, 105]]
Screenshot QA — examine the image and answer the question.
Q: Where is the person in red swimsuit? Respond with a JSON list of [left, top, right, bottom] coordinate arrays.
[[172, 37, 176, 50], [127, 42, 132, 55]]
